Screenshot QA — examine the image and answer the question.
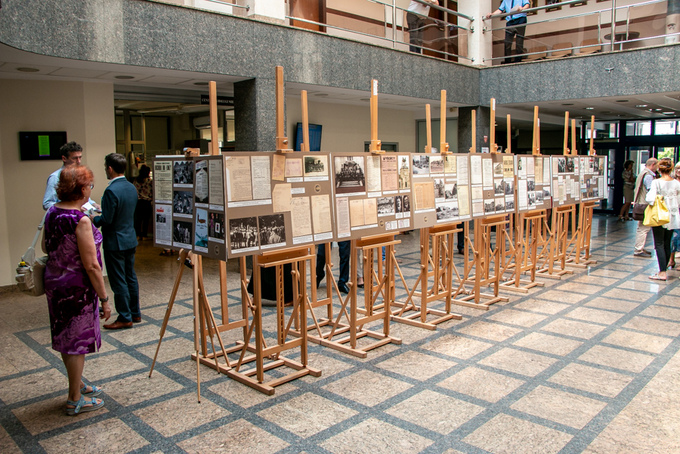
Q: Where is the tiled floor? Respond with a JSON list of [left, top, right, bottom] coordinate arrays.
[[1, 215, 680, 453]]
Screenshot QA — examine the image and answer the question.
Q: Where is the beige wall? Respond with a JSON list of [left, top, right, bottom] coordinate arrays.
[[286, 98, 418, 153], [0, 80, 115, 286]]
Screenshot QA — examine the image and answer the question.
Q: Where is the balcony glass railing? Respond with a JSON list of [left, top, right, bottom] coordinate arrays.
[[483, 0, 678, 65], [287, 0, 474, 63]]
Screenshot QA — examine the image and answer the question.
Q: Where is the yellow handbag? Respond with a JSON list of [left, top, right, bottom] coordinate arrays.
[[643, 195, 670, 227]]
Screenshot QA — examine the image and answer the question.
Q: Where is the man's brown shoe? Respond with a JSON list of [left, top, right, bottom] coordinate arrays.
[[103, 320, 133, 330], [132, 317, 142, 323]]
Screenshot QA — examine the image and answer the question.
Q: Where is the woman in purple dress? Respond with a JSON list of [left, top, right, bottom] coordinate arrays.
[[43, 165, 111, 415]]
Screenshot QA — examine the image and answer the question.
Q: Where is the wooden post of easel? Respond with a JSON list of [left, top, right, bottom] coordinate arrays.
[[536, 109, 574, 279], [566, 116, 598, 267], [506, 114, 512, 154], [391, 100, 461, 329], [226, 247, 321, 395], [490, 98, 498, 153], [290, 91, 350, 355], [276, 65, 293, 153], [440, 90, 449, 153], [369, 79, 384, 154]]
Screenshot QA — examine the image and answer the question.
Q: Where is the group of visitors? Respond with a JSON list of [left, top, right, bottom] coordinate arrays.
[[629, 157, 680, 281], [41, 143, 141, 416]]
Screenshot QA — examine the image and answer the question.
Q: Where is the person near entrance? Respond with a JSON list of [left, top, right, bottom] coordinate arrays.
[[91, 153, 141, 329], [406, 0, 440, 54], [633, 157, 658, 257], [487, 0, 531, 64]]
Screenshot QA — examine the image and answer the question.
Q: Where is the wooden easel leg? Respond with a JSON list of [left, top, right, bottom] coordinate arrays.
[[150, 248, 190, 377]]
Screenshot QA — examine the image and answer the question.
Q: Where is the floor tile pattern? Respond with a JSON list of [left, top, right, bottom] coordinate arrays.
[[1, 216, 679, 453]]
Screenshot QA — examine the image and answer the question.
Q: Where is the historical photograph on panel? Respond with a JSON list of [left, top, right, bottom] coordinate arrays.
[[494, 179, 505, 196], [430, 156, 444, 174], [173, 160, 194, 186], [494, 161, 503, 177], [436, 202, 458, 221], [505, 199, 515, 211], [258, 214, 286, 248], [484, 200, 495, 214], [377, 197, 395, 216], [208, 212, 225, 241], [304, 155, 328, 177], [536, 190, 544, 203], [434, 178, 446, 199], [194, 208, 209, 249], [557, 157, 567, 174], [566, 157, 575, 173], [527, 178, 536, 191], [195, 160, 209, 204], [505, 180, 514, 196], [495, 198, 505, 213], [173, 220, 193, 247], [334, 156, 366, 194], [398, 155, 411, 189], [229, 217, 258, 250], [403, 194, 411, 212], [173, 190, 193, 217], [395, 195, 403, 213], [528, 191, 536, 207], [445, 183, 457, 200], [412, 154, 430, 175]]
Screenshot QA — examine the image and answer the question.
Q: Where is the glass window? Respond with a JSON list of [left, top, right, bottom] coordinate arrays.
[[625, 121, 652, 136], [585, 121, 618, 139], [655, 120, 679, 135], [657, 146, 676, 161]]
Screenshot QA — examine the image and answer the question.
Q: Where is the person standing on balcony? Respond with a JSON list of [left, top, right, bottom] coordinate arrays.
[[487, 0, 531, 64], [407, 0, 440, 54]]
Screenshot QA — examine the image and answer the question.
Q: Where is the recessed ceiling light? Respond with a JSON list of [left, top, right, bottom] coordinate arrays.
[[114, 75, 135, 80], [654, 108, 663, 111], [562, 103, 574, 106], [663, 111, 675, 115], [17, 67, 39, 72], [360, 98, 370, 102], [193, 82, 209, 86], [315, 93, 329, 97], [636, 104, 648, 108], [585, 107, 594, 110], [615, 99, 629, 103]]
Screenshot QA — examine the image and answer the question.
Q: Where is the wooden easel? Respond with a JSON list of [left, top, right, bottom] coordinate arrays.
[[565, 116, 598, 268], [391, 92, 462, 329], [227, 247, 321, 395], [500, 209, 547, 293], [453, 106, 509, 309], [534, 108, 573, 280], [150, 82, 246, 401], [290, 91, 353, 355], [499, 109, 544, 293]]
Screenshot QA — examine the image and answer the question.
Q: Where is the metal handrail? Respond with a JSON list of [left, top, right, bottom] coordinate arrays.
[[284, 15, 473, 62], [204, 0, 249, 11], [483, 0, 669, 63], [484, 0, 590, 21], [409, 0, 474, 22]]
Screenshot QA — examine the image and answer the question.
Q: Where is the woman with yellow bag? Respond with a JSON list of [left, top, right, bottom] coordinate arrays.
[[645, 158, 680, 281]]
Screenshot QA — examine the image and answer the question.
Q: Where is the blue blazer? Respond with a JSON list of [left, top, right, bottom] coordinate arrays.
[[94, 177, 138, 251]]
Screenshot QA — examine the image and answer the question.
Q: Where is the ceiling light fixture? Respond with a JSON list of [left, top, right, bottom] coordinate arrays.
[[114, 75, 135, 80], [636, 104, 648, 108], [562, 103, 574, 106], [193, 82, 209, 86], [17, 67, 39, 72], [615, 99, 629, 103], [585, 107, 594, 110]]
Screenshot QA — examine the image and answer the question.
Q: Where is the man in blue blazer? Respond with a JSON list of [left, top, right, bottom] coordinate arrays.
[[92, 153, 140, 329]]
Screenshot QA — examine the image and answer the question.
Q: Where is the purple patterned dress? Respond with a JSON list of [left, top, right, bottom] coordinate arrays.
[[44, 207, 103, 354]]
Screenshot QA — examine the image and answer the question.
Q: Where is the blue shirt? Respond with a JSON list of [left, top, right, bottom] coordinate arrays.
[[499, 0, 529, 21]]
